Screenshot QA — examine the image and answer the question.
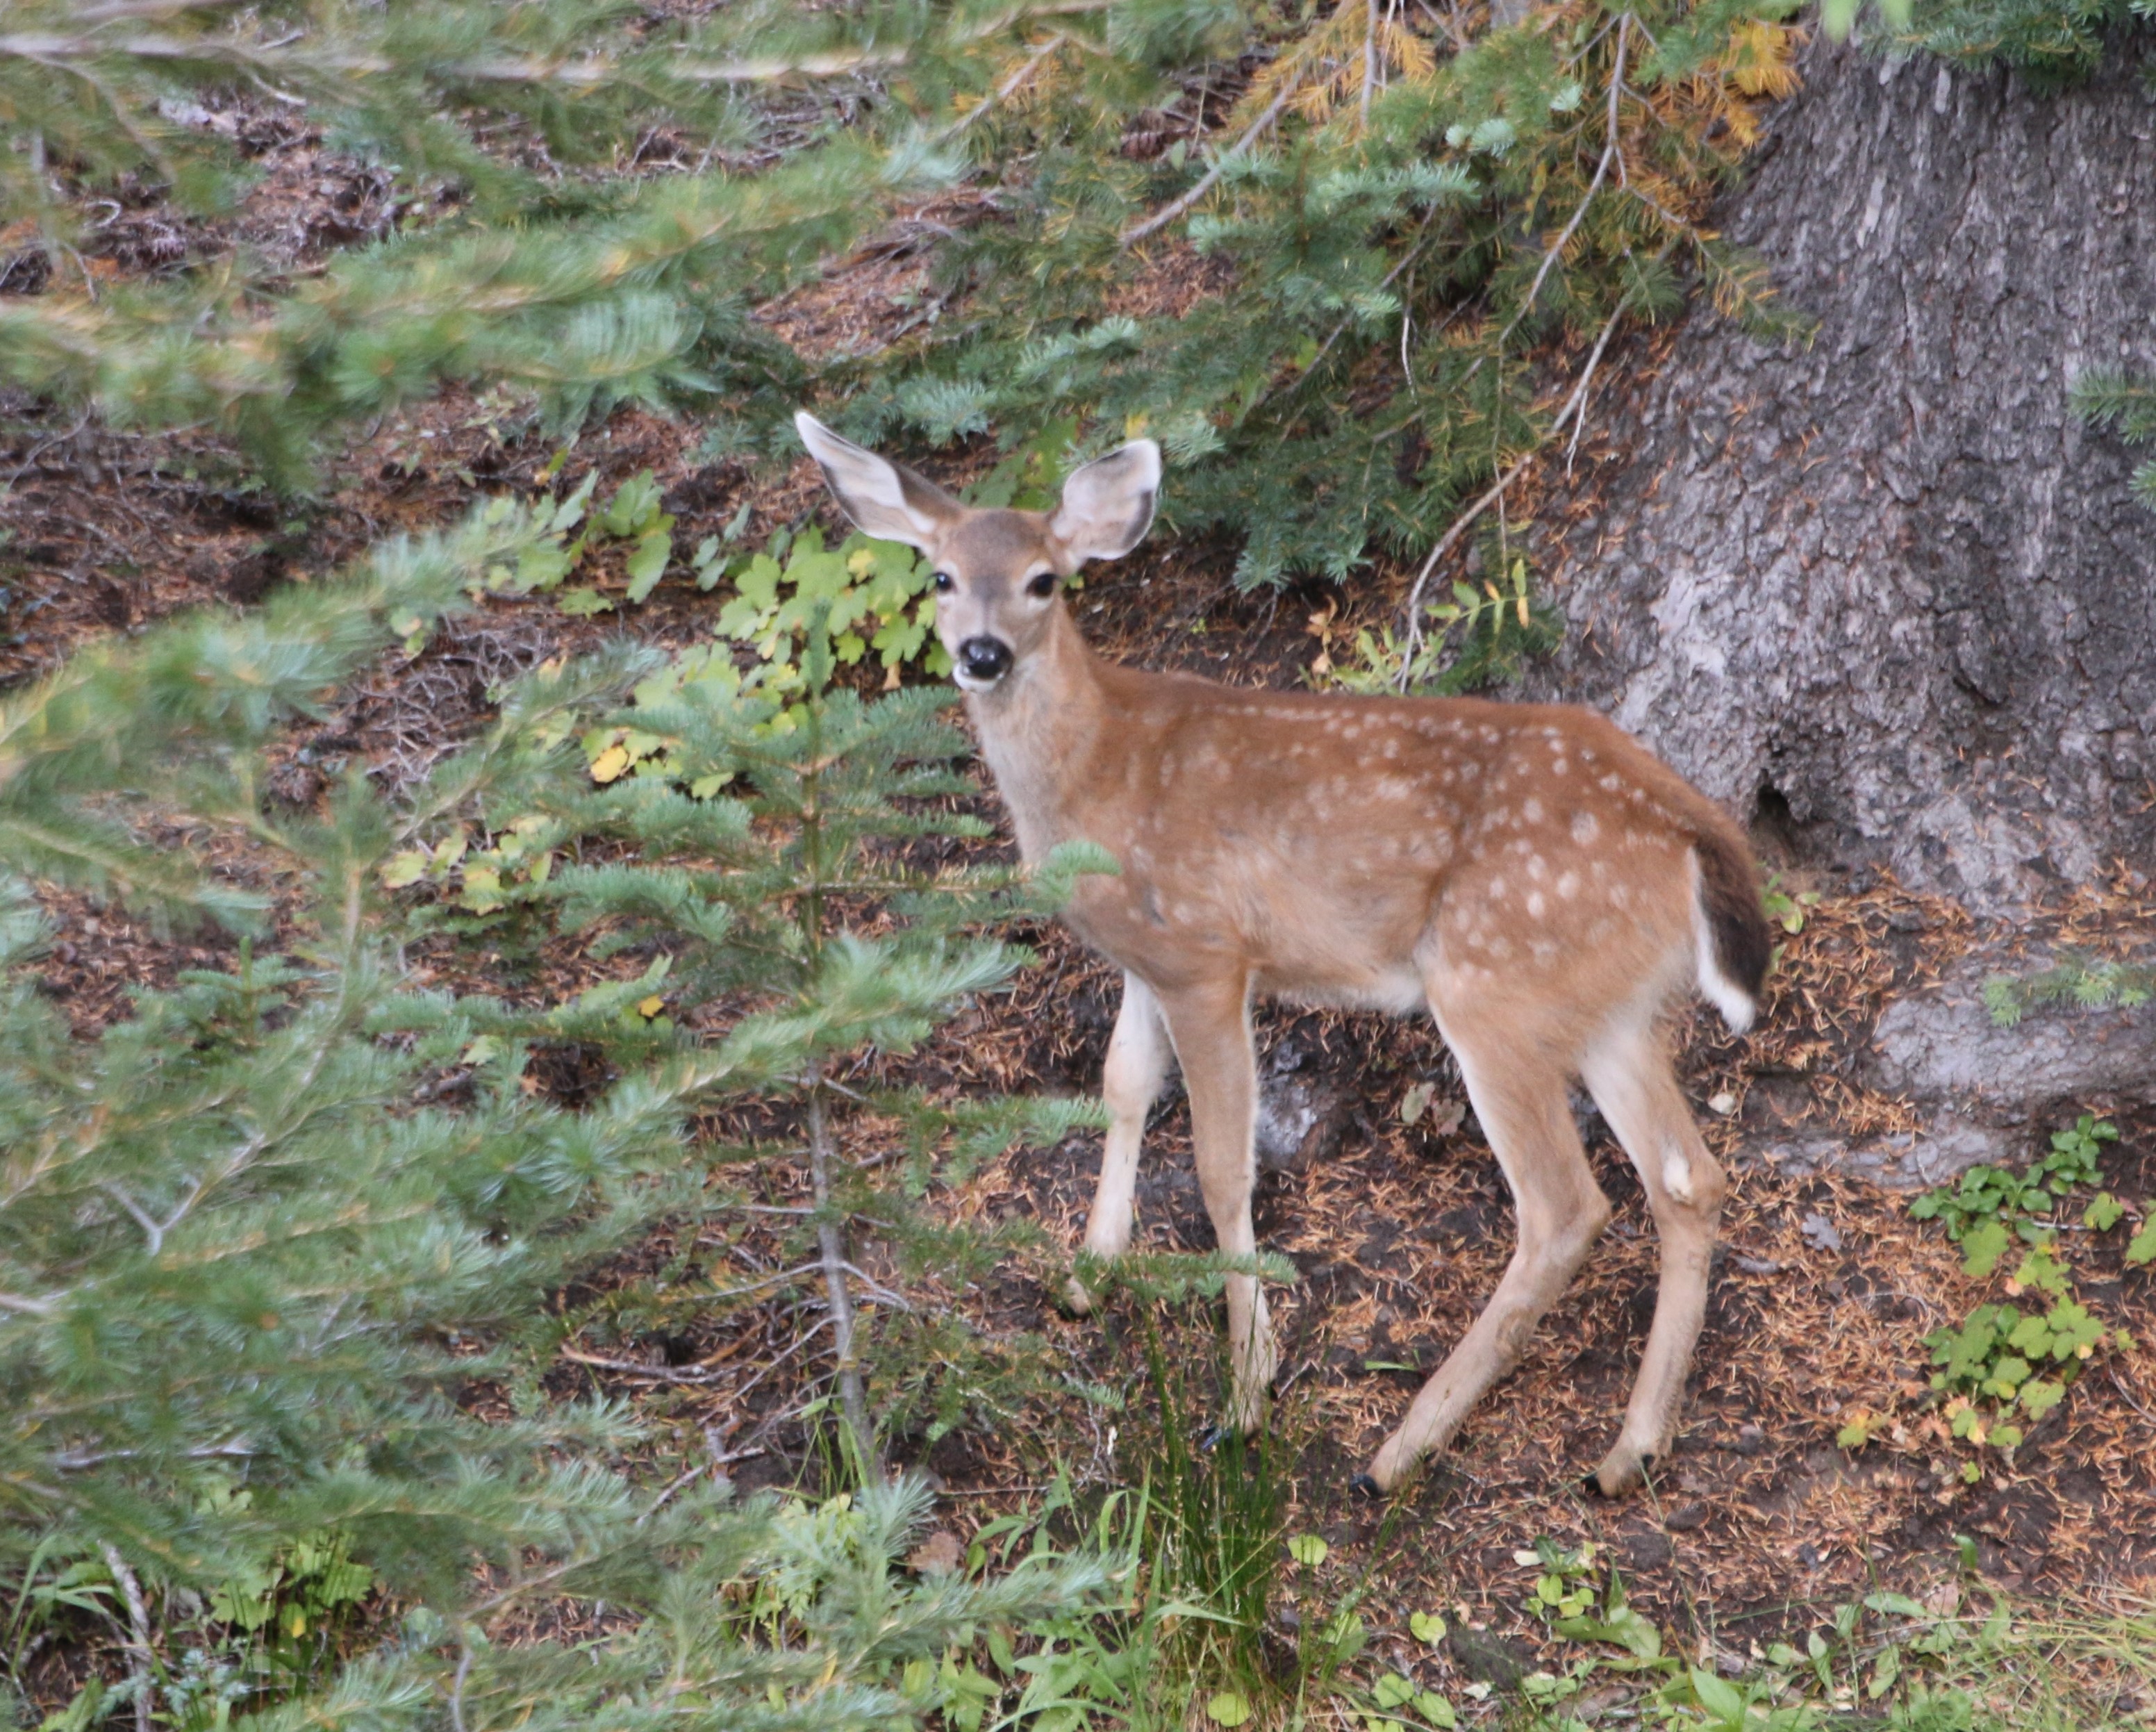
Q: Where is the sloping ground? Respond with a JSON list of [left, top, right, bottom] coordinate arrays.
[[6, 92, 2156, 1719], [14, 383, 2155, 1681]]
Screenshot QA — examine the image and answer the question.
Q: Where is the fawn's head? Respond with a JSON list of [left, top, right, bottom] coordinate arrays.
[[796, 412, 1161, 692]]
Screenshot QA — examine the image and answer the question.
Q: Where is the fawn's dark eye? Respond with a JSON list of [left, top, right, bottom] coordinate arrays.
[[932, 570, 954, 593], [1027, 571, 1057, 599]]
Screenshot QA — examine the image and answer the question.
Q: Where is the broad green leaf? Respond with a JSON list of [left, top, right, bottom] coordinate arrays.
[[457, 865, 503, 914], [2017, 1379, 2065, 1419], [1373, 1673, 1416, 1708], [515, 538, 574, 591], [625, 529, 672, 602], [556, 586, 614, 616], [1960, 1219, 2010, 1277], [1689, 1666, 1745, 1721], [602, 470, 664, 537]]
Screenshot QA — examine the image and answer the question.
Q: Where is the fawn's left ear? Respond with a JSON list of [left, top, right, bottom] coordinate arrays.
[[795, 412, 962, 552], [1050, 440, 1161, 566]]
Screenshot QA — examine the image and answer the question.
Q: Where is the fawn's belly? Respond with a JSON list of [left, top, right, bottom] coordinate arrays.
[[1063, 833, 1438, 1010]]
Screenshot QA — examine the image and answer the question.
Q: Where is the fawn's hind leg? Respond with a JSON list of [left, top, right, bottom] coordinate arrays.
[[1363, 1004, 1611, 1490], [1063, 971, 1169, 1314], [1578, 1014, 1727, 1495]]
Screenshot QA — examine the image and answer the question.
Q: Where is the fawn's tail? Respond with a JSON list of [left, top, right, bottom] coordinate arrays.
[[1687, 810, 1772, 1033]]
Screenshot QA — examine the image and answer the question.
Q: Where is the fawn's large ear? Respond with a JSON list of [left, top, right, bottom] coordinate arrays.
[[795, 412, 961, 552], [1050, 440, 1161, 566]]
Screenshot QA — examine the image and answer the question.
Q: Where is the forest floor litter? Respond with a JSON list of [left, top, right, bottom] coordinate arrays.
[[6, 131, 2155, 1708]]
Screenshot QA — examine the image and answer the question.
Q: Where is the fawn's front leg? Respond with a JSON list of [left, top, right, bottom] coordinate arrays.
[[1063, 972, 1168, 1314], [1157, 977, 1276, 1434]]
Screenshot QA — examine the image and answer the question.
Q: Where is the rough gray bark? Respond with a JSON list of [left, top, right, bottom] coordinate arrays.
[[1531, 35, 2156, 914]]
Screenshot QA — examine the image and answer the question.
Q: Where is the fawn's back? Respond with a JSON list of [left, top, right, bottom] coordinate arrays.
[[993, 657, 1764, 1048]]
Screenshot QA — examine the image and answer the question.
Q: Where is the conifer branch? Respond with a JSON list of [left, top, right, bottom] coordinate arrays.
[[1395, 290, 1632, 684], [806, 1065, 878, 1476], [940, 31, 1070, 141], [1493, 13, 1630, 354], [1120, 79, 1295, 247], [1360, 0, 1382, 128], [98, 1542, 156, 1732]]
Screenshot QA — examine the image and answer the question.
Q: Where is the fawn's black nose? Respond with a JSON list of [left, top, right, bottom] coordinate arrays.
[[957, 636, 1013, 684]]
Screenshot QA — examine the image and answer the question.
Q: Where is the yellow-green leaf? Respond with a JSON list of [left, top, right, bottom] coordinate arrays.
[[381, 850, 429, 889], [1205, 1691, 1250, 1727]]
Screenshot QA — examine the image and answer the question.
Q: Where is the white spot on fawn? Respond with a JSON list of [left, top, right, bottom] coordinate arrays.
[[1661, 1146, 1697, 1204], [1571, 810, 1598, 844]]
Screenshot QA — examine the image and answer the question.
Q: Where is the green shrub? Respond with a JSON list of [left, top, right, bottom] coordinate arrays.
[[0, 502, 1103, 1732]]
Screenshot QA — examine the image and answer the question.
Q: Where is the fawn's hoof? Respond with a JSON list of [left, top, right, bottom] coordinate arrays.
[[1198, 1422, 1238, 1454], [1059, 1275, 1096, 1317], [1348, 1471, 1385, 1500], [1591, 1446, 1654, 1498]]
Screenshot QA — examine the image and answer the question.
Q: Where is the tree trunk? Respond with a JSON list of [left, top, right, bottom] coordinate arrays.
[[1528, 31, 2156, 1176], [1534, 33, 2155, 910]]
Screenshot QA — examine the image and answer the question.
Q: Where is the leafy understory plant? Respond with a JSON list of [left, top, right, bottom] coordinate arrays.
[[1467, 1536, 2154, 1729], [572, 523, 947, 799], [708, 526, 948, 685], [1312, 552, 1557, 697], [483, 464, 726, 619], [1841, 1115, 2146, 1467], [1909, 1115, 2142, 1277]]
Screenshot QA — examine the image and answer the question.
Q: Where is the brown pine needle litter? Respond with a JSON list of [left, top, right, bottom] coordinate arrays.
[[9, 208, 2153, 1685]]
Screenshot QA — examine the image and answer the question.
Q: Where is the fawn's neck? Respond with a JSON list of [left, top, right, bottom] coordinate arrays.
[[963, 608, 1118, 862]]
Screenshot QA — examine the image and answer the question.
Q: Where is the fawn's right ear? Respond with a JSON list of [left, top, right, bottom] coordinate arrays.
[[795, 413, 960, 553]]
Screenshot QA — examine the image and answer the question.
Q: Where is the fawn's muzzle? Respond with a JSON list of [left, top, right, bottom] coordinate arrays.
[[956, 636, 1013, 686]]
